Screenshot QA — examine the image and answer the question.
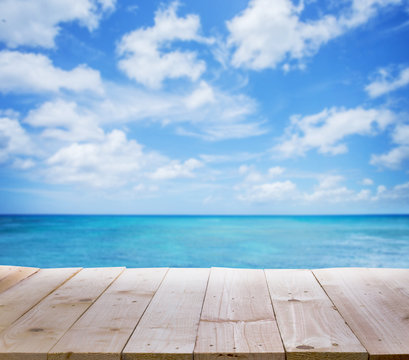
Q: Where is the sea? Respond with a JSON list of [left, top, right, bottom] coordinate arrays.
[[0, 215, 408, 269]]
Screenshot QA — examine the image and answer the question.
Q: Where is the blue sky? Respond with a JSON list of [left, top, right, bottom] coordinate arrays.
[[0, 0, 408, 214]]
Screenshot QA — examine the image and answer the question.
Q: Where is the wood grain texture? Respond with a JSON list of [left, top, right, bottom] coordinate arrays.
[[0, 266, 39, 294], [0, 268, 81, 333], [0, 266, 14, 279], [49, 268, 168, 360], [195, 267, 285, 360], [0, 266, 407, 360], [122, 268, 210, 360], [313, 268, 409, 360], [0, 267, 124, 360], [265, 269, 367, 360]]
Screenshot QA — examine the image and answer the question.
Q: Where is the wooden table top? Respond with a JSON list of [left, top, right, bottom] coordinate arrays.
[[0, 266, 408, 360]]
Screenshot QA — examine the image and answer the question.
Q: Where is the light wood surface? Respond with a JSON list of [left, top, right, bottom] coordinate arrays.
[[122, 268, 210, 360], [0, 266, 407, 360], [313, 268, 409, 360], [0, 268, 81, 333], [49, 268, 168, 360], [195, 267, 285, 360], [0, 267, 124, 360], [0, 266, 13, 279], [0, 266, 39, 294], [265, 269, 367, 360]]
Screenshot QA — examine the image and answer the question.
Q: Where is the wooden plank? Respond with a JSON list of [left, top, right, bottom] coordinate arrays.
[[313, 268, 409, 360], [0, 266, 18, 281], [0, 266, 39, 294], [265, 269, 367, 360], [0, 268, 81, 332], [123, 268, 210, 360], [49, 268, 168, 360], [195, 267, 285, 360], [0, 267, 124, 360]]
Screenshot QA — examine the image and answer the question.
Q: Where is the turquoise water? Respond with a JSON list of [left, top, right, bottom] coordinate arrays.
[[0, 215, 408, 268]]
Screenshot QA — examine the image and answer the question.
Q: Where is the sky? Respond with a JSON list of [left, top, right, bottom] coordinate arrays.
[[0, 0, 408, 214]]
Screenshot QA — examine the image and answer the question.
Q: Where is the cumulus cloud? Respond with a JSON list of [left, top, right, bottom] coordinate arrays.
[[238, 165, 264, 182], [45, 130, 203, 188], [268, 166, 285, 177], [184, 81, 215, 109], [301, 174, 371, 204], [303, 175, 371, 203], [0, 0, 116, 48], [12, 158, 36, 170], [317, 175, 345, 189], [91, 82, 264, 141], [370, 123, 409, 169], [0, 51, 103, 94], [227, 0, 401, 70], [117, 2, 211, 88], [238, 180, 297, 202], [236, 165, 294, 202], [362, 178, 374, 185], [365, 66, 409, 98], [236, 171, 390, 205], [13, 74, 262, 143], [25, 100, 104, 142], [305, 186, 371, 202], [45, 130, 163, 187], [0, 116, 35, 164], [372, 182, 409, 201], [238, 165, 285, 183], [150, 158, 203, 180], [273, 107, 395, 157]]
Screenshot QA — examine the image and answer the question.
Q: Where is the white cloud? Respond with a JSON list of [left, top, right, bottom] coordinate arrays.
[[97, 0, 116, 11], [238, 180, 297, 202], [117, 2, 211, 88], [236, 171, 389, 205], [91, 82, 264, 141], [302, 173, 379, 203], [0, 116, 35, 163], [178, 118, 266, 141], [184, 81, 215, 109], [268, 166, 285, 177], [304, 186, 355, 202], [302, 174, 373, 203], [371, 123, 409, 169], [235, 167, 409, 207], [317, 175, 345, 189], [238, 165, 284, 183], [200, 152, 263, 164], [371, 146, 409, 169], [45, 130, 163, 187], [150, 158, 203, 180], [366, 66, 409, 98], [372, 182, 409, 201], [0, 51, 103, 94], [0, 0, 116, 48], [362, 178, 374, 185], [12, 158, 36, 170], [345, 0, 402, 28], [133, 183, 158, 193], [25, 100, 104, 142], [273, 107, 395, 157], [239, 165, 264, 182], [227, 0, 401, 70], [45, 130, 203, 188]]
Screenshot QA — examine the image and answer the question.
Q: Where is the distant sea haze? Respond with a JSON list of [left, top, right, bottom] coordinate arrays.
[[1, 215, 408, 269]]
